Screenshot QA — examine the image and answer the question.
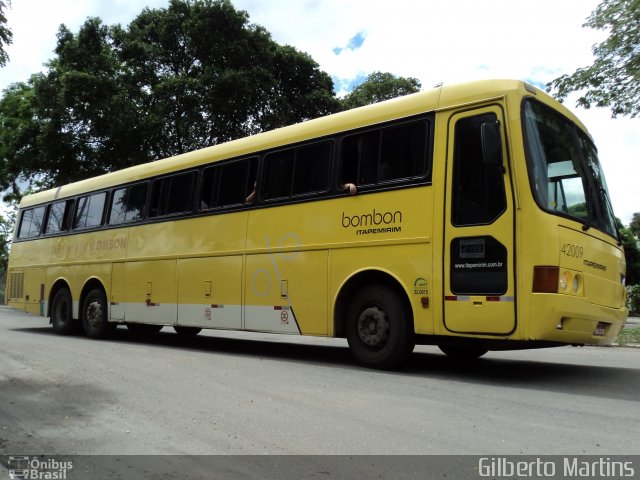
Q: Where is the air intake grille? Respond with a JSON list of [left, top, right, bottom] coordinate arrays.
[[8, 271, 24, 299]]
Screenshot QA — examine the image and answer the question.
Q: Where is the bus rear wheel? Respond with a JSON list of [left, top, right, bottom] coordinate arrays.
[[346, 285, 414, 369], [82, 288, 115, 339], [51, 288, 75, 335]]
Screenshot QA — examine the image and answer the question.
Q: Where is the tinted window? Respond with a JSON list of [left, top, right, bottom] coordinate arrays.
[[17, 206, 45, 239], [341, 120, 428, 188], [292, 142, 332, 195], [150, 172, 195, 218], [200, 158, 257, 209], [218, 159, 257, 206], [74, 192, 107, 229], [264, 149, 295, 200], [451, 113, 506, 226], [45, 200, 74, 234], [109, 183, 148, 224], [264, 141, 331, 200], [379, 122, 427, 181]]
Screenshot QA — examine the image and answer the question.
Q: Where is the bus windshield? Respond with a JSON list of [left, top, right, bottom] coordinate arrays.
[[523, 99, 617, 238]]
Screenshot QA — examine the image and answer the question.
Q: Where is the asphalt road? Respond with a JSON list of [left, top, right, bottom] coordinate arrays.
[[1, 306, 639, 477]]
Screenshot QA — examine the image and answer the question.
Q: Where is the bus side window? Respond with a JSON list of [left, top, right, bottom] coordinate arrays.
[[200, 158, 257, 209], [218, 158, 257, 207], [45, 199, 74, 234], [150, 172, 194, 217], [264, 149, 294, 200], [17, 206, 45, 239], [341, 120, 429, 190], [200, 166, 220, 210], [452, 113, 506, 226], [379, 121, 427, 181], [110, 183, 148, 224], [166, 172, 195, 215], [265, 143, 331, 200], [74, 192, 107, 230], [292, 142, 331, 195], [358, 131, 379, 185]]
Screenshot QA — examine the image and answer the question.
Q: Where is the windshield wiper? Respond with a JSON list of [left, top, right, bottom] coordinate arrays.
[[582, 187, 593, 232]]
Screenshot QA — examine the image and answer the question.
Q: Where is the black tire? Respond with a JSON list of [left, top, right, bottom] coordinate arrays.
[[127, 323, 163, 335], [50, 288, 75, 335], [82, 288, 115, 339], [174, 326, 202, 336], [438, 345, 488, 360], [346, 284, 415, 369]]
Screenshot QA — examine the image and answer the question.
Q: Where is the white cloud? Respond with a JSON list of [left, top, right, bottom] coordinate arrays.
[[0, 0, 637, 222]]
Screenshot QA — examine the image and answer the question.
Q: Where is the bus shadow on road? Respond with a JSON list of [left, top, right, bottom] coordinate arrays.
[[14, 325, 640, 403], [406, 348, 640, 403]]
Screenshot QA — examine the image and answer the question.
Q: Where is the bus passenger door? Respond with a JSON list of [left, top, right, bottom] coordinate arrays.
[[443, 106, 516, 335]]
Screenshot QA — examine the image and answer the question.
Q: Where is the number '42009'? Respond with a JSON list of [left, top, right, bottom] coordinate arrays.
[[561, 243, 583, 258]]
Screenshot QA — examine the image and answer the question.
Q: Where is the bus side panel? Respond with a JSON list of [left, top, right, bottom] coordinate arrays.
[[5, 239, 50, 313], [177, 256, 243, 330], [23, 268, 46, 316], [330, 243, 433, 336], [122, 259, 177, 325], [244, 250, 328, 335]]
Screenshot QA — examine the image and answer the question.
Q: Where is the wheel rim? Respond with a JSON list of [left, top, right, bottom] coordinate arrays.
[[356, 305, 390, 349], [85, 299, 103, 332]]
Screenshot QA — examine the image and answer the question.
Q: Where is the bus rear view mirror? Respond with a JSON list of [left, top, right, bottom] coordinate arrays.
[[481, 121, 503, 167]]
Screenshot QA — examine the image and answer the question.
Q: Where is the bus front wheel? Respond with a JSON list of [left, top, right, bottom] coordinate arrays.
[[82, 288, 115, 339], [51, 288, 75, 335], [346, 285, 414, 369]]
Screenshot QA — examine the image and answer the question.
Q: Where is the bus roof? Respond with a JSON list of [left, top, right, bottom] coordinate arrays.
[[19, 79, 586, 208]]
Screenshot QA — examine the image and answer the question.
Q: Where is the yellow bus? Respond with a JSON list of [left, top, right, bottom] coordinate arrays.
[[5, 79, 627, 368]]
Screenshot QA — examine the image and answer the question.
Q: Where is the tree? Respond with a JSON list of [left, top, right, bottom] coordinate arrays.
[[0, 18, 143, 198], [0, 0, 12, 67], [340, 71, 421, 110], [0, 0, 340, 198], [546, 0, 640, 118], [0, 209, 15, 303], [618, 219, 640, 285], [114, 0, 339, 159], [629, 212, 640, 239]]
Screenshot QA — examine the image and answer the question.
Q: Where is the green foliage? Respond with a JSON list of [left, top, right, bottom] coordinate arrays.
[[615, 324, 640, 346], [0, 0, 12, 67], [0, 209, 15, 304], [627, 285, 640, 316], [546, 0, 640, 117], [113, 0, 339, 158], [341, 72, 421, 110], [617, 218, 640, 285], [629, 212, 640, 239], [567, 202, 587, 218], [0, 0, 340, 198]]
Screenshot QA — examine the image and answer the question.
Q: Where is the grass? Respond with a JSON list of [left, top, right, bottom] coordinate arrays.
[[614, 326, 640, 347]]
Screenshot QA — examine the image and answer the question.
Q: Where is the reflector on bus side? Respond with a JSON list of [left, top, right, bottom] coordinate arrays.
[[532, 266, 559, 293]]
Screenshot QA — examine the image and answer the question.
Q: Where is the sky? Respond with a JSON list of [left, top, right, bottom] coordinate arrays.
[[1, 0, 638, 224]]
